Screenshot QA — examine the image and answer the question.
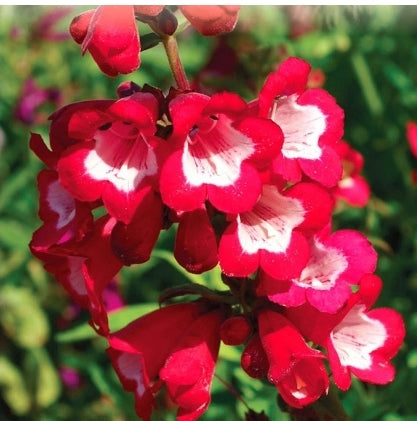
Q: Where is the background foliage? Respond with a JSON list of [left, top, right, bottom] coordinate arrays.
[[1, 5, 417, 421]]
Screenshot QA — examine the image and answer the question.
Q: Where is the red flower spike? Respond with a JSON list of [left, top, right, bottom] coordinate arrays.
[[258, 310, 329, 408], [179, 6, 240, 36], [70, 6, 140, 77], [107, 302, 224, 421], [174, 207, 219, 274]]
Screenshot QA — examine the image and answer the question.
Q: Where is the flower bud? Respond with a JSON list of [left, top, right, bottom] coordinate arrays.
[[156, 8, 178, 36], [241, 334, 269, 379], [220, 315, 252, 346]]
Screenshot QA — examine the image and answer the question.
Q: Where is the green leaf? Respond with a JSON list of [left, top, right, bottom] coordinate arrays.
[[0, 218, 33, 250]]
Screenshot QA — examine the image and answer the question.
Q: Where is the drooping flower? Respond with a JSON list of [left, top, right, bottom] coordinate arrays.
[[257, 309, 329, 408], [284, 274, 405, 391], [70, 6, 142, 77], [160, 91, 283, 214], [256, 57, 344, 187], [218, 181, 333, 279], [107, 301, 225, 421], [257, 229, 378, 313]]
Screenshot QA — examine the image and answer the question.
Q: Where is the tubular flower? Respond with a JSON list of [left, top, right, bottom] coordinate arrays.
[[160, 91, 283, 214], [106, 302, 224, 421], [70, 6, 141, 77], [258, 310, 329, 408], [284, 274, 405, 391], [52, 92, 167, 224], [257, 229, 378, 313], [218, 182, 333, 279], [256, 56, 344, 187]]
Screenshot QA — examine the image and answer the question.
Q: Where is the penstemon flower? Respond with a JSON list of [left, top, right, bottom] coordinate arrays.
[[255, 57, 345, 187], [159, 91, 283, 214], [29, 5, 405, 421]]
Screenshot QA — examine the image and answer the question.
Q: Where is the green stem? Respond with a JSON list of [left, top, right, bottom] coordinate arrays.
[[161, 34, 190, 91]]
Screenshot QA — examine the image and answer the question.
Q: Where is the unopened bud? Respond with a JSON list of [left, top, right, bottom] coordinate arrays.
[[241, 334, 269, 379], [156, 8, 178, 36], [220, 315, 252, 346]]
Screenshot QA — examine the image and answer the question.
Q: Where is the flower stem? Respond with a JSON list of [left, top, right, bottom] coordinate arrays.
[[162, 34, 190, 91]]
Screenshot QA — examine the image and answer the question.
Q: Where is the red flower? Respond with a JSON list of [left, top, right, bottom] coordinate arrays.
[[160, 91, 283, 214], [285, 274, 405, 391], [257, 310, 329, 408], [107, 302, 224, 421], [51, 92, 166, 224], [30, 133, 125, 334], [218, 182, 333, 279], [70, 6, 141, 77], [255, 57, 344, 187]]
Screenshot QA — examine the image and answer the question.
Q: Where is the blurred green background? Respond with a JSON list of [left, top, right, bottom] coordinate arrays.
[[1, 5, 417, 421]]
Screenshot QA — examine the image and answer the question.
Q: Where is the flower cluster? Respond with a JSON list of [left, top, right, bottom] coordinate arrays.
[[30, 6, 405, 421]]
